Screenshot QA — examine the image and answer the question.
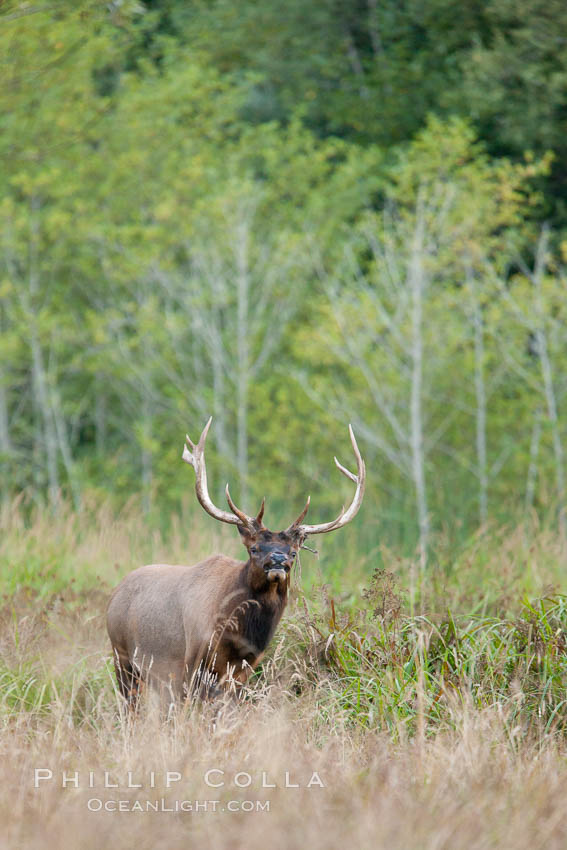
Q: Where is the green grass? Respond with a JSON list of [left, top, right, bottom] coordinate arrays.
[[277, 579, 567, 739]]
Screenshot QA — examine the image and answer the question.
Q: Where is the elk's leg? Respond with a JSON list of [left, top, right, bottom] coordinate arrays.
[[211, 639, 263, 699], [113, 651, 142, 710], [183, 659, 215, 702], [153, 662, 187, 712]]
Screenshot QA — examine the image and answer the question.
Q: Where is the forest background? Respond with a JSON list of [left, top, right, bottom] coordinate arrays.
[[2, 0, 567, 578]]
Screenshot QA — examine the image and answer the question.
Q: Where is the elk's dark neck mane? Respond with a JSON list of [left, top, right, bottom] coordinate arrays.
[[232, 560, 289, 656]]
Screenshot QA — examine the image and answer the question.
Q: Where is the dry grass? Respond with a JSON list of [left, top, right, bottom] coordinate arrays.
[[3, 502, 567, 848], [1, 590, 567, 850]]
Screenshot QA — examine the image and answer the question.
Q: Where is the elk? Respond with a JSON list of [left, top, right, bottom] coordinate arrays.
[[106, 418, 365, 705]]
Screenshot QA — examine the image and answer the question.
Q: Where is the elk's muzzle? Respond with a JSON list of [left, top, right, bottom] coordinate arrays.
[[266, 552, 289, 582], [266, 568, 287, 582]]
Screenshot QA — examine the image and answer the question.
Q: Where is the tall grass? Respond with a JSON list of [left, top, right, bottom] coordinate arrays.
[[2, 496, 565, 603], [0, 495, 239, 595], [2, 501, 567, 847]]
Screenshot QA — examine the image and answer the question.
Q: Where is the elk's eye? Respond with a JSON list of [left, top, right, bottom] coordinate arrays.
[[250, 546, 258, 555], [291, 551, 296, 559]]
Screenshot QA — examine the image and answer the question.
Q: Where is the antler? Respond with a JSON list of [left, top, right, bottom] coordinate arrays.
[[286, 424, 366, 536], [182, 417, 264, 532]]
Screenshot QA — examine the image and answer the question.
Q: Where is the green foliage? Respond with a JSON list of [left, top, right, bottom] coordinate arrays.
[[286, 577, 567, 736], [1, 1, 567, 558]]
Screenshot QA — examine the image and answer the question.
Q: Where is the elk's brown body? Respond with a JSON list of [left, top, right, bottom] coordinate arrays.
[[106, 419, 365, 704]]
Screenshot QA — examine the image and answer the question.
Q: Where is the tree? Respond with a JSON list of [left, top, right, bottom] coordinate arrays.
[[294, 118, 546, 556]]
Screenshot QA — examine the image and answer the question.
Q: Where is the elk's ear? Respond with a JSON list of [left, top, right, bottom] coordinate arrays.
[[289, 528, 306, 548], [236, 523, 257, 549]]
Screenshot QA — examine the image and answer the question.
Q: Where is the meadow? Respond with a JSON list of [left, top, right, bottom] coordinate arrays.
[[2, 499, 567, 849]]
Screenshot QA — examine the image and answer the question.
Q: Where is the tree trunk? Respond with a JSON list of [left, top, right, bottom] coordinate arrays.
[[235, 220, 250, 506], [50, 380, 80, 509], [29, 321, 59, 508], [525, 408, 542, 512], [536, 326, 566, 537], [0, 376, 11, 458], [471, 275, 488, 526], [0, 370, 11, 504], [95, 375, 107, 457], [409, 207, 429, 572], [533, 229, 566, 538], [0, 308, 11, 469], [25, 199, 59, 508], [211, 326, 230, 502], [141, 392, 153, 516]]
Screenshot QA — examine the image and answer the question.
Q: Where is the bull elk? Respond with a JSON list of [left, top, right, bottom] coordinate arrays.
[[106, 418, 365, 705]]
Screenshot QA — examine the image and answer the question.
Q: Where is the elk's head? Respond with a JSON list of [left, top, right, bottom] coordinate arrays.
[[236, 523, 301, 585], [182, 418, 365, 586]]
